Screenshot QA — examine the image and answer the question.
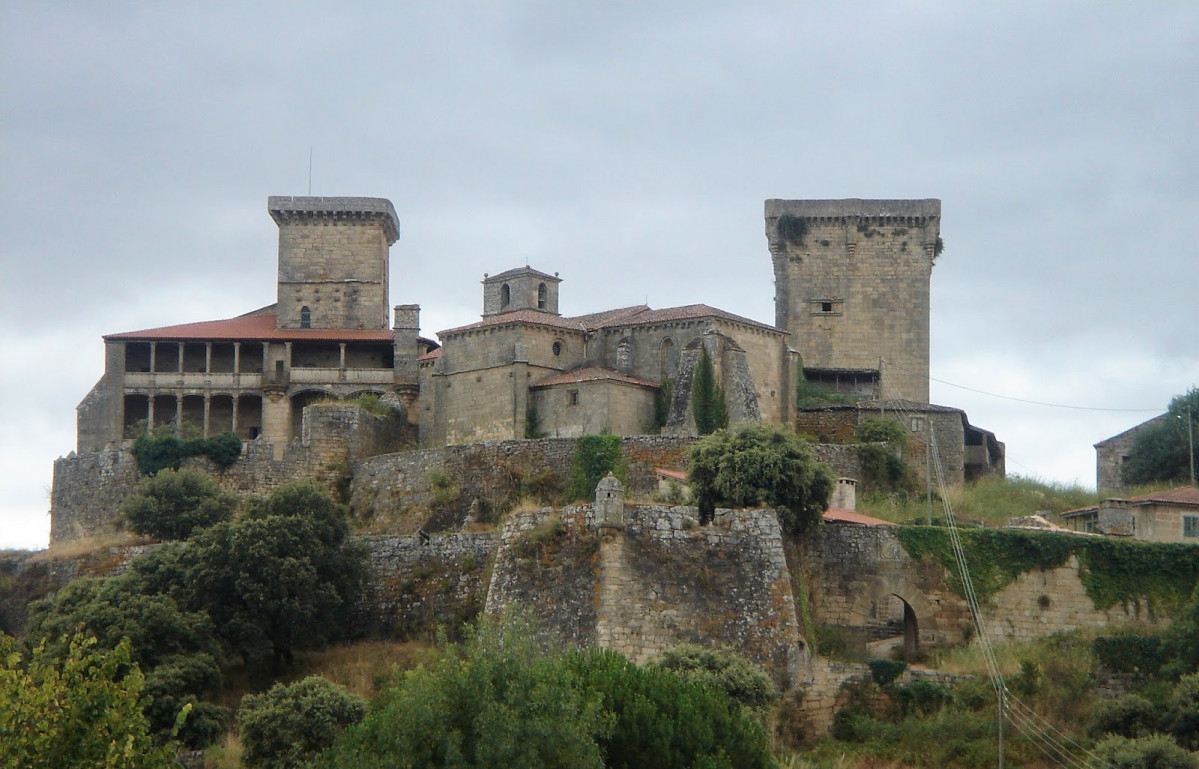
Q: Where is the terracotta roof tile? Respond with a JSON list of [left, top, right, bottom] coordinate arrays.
[[104, 305, 425, 345], [586, 303, 782, 334], [822, 508, 897, 526], [532, 366, 659, 389], [1127, 486, 1199, 506], [439, 309, 587, 336]]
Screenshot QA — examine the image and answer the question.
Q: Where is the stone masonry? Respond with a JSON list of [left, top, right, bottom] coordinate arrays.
[[767, 199, 941, 404]]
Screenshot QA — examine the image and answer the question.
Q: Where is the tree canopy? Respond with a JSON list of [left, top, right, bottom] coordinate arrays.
[[1121, 388, 1199, 486], [691, 346, 728, 436], [122, 467, 238, 541], [687, 422, 834, 530], [0, 634, 179, 769]]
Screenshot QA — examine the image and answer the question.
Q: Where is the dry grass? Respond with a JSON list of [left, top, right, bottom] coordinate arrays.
[[28, 530, 146, 562], [860, 476, 1101, 528], [292, 638, 433, 698], [202, 731, 243, 769]]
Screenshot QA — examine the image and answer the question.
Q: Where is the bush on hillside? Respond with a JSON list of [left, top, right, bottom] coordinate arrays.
[[238, 676, 366, 769], [687, 422, 833, 530], [122, 467, 238, 541]]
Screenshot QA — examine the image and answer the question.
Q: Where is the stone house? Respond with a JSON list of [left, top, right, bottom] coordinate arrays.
[[1094, 414, 1173, 491], [1060, 486, 1199, 544], [793, 400, 1005, 486]]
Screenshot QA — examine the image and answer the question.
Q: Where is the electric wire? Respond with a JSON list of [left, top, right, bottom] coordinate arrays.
[[877, 398, 1109, 768]]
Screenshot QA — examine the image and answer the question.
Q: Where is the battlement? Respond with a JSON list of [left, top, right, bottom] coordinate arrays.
[[268, 196, 400, 245], [765, 198, 940, 224]]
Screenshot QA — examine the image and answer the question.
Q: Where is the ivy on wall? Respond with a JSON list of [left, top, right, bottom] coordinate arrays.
[[896, 526, 1199, 613]]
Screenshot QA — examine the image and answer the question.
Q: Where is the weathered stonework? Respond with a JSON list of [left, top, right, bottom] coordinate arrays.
[[485, 503, 807, 690], [767, 199, 940, 404]]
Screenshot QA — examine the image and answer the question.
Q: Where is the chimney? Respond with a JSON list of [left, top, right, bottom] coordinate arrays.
[[831, 477, 857, 511]]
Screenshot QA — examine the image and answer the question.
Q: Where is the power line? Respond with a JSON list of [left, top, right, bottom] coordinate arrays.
[[882, 359, 1165, 412]]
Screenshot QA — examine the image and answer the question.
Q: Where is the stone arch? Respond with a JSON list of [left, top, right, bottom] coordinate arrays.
[[300, 305, 312, 329], [290, 389, 331, 441], [500, 284, 511, 310], [893, 593, 920, 661], [123, 393, 149, 438], [537, 282, 547, 310]]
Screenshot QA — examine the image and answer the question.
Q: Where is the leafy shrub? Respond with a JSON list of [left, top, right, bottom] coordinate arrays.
[[1093, 635, 1165, 675], [238, 676, 366, 769], [1090, 694, 1160, 739], [890, 679, 953, 717], [687, 422, 833, 531], [648, 643, 777, 708], [1090, 734, 1199, 769], [1164, 673, 1199, 751], [572, 647, 775, 769], [320, 613, 609, 769], [132, 430, 242, 476], [122, 468, 238, 541], [567, 433, 625, 500], [868, 658, 908, 687], [0, 634, 178, 769], [831, 707, 883, 742]]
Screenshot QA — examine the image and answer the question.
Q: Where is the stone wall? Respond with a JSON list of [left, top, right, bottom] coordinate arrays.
[[802, 523, 1170, 648], [349, 436, 701, 532], [355, 533, 498, 638], [50, 403, 412, 542], [484, 502, 807, 689]]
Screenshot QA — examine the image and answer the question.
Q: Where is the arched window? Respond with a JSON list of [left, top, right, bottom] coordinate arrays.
[[300, 306, 312, 329], [500, 284, 511, 309], [537, 282, 548, 310]]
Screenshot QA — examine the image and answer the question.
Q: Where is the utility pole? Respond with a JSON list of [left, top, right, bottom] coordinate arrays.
[[1188, 404, 1195, 485]]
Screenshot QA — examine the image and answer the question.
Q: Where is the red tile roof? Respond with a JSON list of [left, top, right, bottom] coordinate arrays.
[[105, 305, 434, 346], [439, 302, 783, 337], [655, 468, 688, 481], [1061, 486, 1199, 518], [1125, 486, 1199, 506], [532, 366, 659, 389], [822, 508, 897, 526]]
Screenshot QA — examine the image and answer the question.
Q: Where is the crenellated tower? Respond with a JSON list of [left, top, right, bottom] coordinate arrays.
[[270, 196, 399, 330], [766, 198, 940, 403]]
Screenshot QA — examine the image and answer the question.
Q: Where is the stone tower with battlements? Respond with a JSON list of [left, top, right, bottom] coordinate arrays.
[[270, 196, 399, 330], [766, 199, 940, 404]]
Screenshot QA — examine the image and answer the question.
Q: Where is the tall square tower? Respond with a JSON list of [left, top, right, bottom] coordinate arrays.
[[766, 199, 940, 403], [269, 196, 399, 330]]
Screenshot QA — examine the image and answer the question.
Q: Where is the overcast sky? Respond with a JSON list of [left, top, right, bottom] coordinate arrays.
[[2, 2, 1196, 550]]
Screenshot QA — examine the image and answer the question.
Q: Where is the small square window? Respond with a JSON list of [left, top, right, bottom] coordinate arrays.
[[1184, 516, 1199, 538], [910, 416, 925, 432], [568, 390, 579, 406], [821, 302, 833, 312]]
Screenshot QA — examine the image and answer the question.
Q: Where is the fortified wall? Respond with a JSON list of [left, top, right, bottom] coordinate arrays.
[[50, 404, 413, 542], [483, 495, 807, 690], [50, 405, 865, 542], [801, 523, 1175, 649]]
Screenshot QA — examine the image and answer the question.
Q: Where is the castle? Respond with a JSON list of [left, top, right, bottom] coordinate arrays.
[[75, 195, 993, 457]]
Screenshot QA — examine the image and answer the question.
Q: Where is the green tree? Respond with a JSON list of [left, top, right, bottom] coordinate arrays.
[[1122, 388, 1199, 486], [239, 676, 366, 769], [855, 416, 915, 493], [0, 633, 178, 769], [648, 644, 777, 709], [567, 433, 626, 500], [1089, 734, 1199, 769], [692, 346, 728, 436], [1164, 673, 1199, 751], [687, 422, 834, 530], [571, 647, 775, 769], [24, 574, 227, 748], [1089, 694, 1160, 739], [319, 613, 609, 769], [122, 467, 238, 541], [188, 481, 365, 668]]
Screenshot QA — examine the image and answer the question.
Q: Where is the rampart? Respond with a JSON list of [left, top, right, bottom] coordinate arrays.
[[484, 503, 807, 690], [348, 436, 863, 533], [801, 523, 1171, 648], [50, 404, 413, 542]]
